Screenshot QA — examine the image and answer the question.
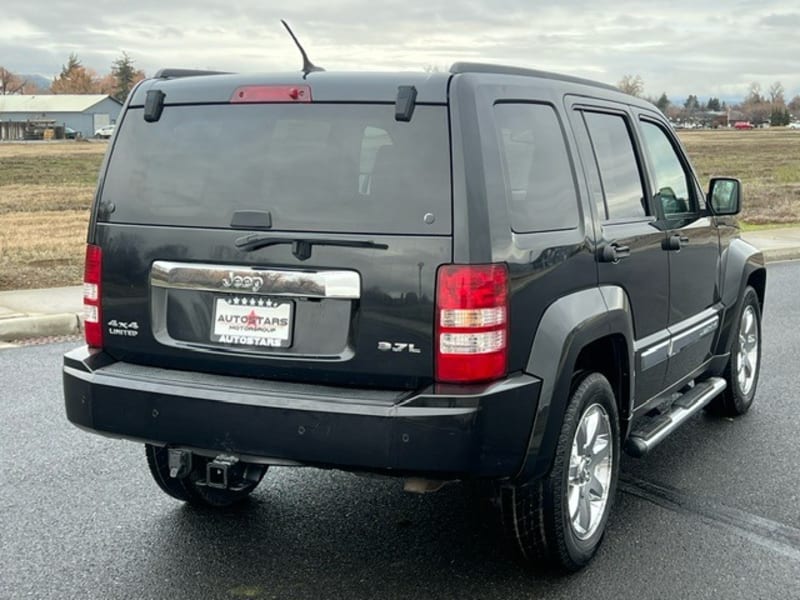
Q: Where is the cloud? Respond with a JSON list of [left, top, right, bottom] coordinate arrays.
[[759, 12, 800, 27], [1, 0, 799, 99]]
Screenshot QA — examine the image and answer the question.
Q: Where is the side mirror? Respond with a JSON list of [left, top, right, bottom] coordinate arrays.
[[708, 177, 742, 215]]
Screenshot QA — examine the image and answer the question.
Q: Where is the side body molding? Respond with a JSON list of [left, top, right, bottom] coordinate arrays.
[[516, 285, 634, 483]]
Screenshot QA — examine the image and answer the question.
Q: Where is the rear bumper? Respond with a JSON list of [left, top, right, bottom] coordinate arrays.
[[63, 347, 541, 479]]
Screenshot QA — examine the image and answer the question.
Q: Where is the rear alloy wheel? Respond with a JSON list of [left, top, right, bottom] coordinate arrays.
[[567, 403, 614, 541], [499, 372, 620, 571], [145, 444, 266, 508], [708, 286, 761, 416]]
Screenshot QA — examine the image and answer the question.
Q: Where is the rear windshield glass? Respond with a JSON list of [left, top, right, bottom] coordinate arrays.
[[100, 104, 451, 234]]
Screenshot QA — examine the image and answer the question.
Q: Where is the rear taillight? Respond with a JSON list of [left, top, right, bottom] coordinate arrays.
[[83, 244, 103, 348], [435, 264, 508, 383]]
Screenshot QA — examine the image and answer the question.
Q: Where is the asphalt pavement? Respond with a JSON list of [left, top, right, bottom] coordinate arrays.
[[1, 262, 799, 599]]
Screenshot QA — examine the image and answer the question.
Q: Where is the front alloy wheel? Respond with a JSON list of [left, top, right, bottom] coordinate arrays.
[[709, 285, 761, 416], [736, 304, 759, 397]]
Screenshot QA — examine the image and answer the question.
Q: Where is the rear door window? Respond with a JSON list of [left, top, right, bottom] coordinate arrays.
[[582, 111, 648, 221], [100, 104, 451, 235]]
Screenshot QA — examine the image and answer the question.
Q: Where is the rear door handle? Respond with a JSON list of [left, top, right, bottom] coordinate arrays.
[[600, 242, 631, 263], [665, 234, 689, 251]]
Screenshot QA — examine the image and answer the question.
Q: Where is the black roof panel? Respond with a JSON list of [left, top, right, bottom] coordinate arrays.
[[130, 63, 648, 108], [450, 62, 619, 92], [130, 70, 452, 105]]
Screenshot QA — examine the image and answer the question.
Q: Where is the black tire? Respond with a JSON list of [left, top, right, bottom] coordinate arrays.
[[708, 286, 761, 416], [145, 444, 266, 507], [499, 372, 620, 572]]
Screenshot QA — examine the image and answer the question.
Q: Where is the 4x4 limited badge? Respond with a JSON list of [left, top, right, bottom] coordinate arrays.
[[221, 272, 264, 292], [107, 320, 139, 337]]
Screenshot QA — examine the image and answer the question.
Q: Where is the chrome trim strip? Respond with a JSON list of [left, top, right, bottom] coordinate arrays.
[[150, 261, 361, 299], [669, 315, 719, 358], [668, 307, 720, 336], [635, 308, 720, 371], [640, 340, 670, 371], [64, 366, 477, 418]]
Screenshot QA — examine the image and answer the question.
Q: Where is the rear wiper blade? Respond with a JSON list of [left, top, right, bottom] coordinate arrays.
[[234, 234, 389, 261]]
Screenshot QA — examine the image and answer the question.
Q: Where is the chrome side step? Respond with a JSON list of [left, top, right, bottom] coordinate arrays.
[[625, 377, 726, 457]]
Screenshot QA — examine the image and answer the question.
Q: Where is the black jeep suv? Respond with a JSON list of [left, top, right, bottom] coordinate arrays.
[[63, 63, 765, 571]]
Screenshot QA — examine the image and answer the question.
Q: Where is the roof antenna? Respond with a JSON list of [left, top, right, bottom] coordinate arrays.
[[280, 20, 325, 79]]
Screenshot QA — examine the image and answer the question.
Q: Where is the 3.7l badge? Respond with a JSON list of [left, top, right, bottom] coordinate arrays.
[[377, 341, 421, 354]]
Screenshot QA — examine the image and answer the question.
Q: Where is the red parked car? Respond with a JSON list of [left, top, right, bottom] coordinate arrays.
[[734, 121, 754, 130]]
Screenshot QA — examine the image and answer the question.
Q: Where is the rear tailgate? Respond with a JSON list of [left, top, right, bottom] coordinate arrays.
[[93, 82, 452, 390]]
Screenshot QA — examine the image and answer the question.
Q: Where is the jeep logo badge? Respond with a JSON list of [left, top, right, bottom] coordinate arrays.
[[221, 271, 264, 293]]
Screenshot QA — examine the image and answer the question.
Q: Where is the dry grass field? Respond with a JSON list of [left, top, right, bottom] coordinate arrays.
[[0, 142, 104, 290], [0, 129, 798, 290], [678, 129, 800, 225]]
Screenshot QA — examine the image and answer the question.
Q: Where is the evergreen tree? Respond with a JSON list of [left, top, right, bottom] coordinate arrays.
[[655, 92, 670, 113], [684, 95, 701, 112], [110, 52, 145, 103], [51, 53, 98, 94], [770, 107, 791, 126]]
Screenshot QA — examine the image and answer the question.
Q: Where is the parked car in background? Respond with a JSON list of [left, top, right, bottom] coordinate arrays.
[[734, 121, 754, 130], [788, 122, 800, 130], [94, 124, 116, 138], [64, 127, 79, 139]]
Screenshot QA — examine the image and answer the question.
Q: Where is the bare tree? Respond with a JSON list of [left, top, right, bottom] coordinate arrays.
[[0, 66, 27, 95], [617, 74, 644, 98], [789, 95, 800, 115], [741, 100, 771, 125], [768, 81, 785, 105], [746, 82, 762, 104]]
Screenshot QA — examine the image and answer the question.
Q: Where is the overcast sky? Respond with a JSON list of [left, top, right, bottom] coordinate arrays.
[[3, 0, 799, 100]]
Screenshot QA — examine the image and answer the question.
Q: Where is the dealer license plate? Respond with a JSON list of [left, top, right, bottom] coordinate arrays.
[[211, 296, 293, 348]]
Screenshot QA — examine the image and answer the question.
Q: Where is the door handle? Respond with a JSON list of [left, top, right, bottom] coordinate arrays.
[[665, 234, 689, 251], [600, 242, 631, 263]]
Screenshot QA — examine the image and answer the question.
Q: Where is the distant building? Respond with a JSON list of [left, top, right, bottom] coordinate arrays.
[[0, 94, 122, 139]]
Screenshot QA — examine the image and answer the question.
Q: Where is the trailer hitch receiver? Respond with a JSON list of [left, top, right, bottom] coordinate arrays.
[[206, 454, 239, 489]]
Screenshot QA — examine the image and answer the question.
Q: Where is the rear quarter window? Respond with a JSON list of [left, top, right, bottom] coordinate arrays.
[[493, 103, 580, 232]]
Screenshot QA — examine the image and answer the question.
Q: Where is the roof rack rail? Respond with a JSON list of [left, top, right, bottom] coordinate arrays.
[[449, 62, 618, 92], [153, 68, 232, 79]]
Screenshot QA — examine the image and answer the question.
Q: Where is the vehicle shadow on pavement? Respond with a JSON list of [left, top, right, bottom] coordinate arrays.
[[137, 470, 573, 596]]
